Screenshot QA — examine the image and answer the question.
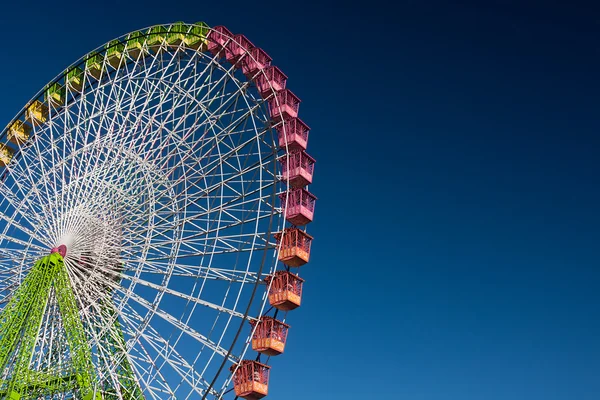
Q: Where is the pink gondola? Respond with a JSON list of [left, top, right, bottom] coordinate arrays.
[[279, 150, 315, 188], [280, 188, 316, 226]]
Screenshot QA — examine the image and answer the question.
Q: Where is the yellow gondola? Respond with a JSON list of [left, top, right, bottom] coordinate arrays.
[[25, 101, 48, 126], [0, 143, 14, 166], [8, 120, 31, 145]]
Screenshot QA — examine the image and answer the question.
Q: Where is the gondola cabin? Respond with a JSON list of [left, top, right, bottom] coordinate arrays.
[[0, 144, 13, 167], [251, 317, 289, 356], [279, 150, 315, 188], [280, 188, 316, 226], [66, 67, 84, 92], [269, 89, 300, 121], [166, 22, 187, 46], [45, 83, 65, 108], [265, 271, 304, 311], [8, 121, 31, 145], [276, 117, 309, 151], [25, 101, 48, 126], [86, 52, 104, 80], [241, 47, 272, 78], [254, 66, 287, 98], [106, 40, 125, 69], [147, 26, 167, 53], [228, 34, 254, 64], [230, 360, 270, 399], [126, 31, 147, 59], [207, 25, 234, 58], [274, 227, 312, 267], [186, 22, 209, 51]]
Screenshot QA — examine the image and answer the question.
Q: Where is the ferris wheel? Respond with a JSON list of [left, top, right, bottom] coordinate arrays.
[[0, 22, 316, 399]]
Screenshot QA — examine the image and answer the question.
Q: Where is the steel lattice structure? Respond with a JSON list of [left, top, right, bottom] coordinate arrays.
[[0, 22, 316, 399]]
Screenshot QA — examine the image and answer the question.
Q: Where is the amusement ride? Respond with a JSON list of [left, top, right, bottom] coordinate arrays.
[[0, 22, 316, 399]]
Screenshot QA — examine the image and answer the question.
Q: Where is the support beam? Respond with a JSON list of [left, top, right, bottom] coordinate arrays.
[[0, 253, 121, 398]]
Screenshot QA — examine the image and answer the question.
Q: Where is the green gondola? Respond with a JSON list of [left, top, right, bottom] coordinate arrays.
[[146, 25, 167, 53], [85, 52, 104, 79], [45, 82, 65, 107], [66, 67, 84, 92], [187, 21, 210, 50], [126, 30, 147, 59], [106, 40, 125, 68], [167, 21, 187, 46]]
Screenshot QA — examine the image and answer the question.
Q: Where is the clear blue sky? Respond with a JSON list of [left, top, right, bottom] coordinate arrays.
[[1, 1, 599, 399]]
